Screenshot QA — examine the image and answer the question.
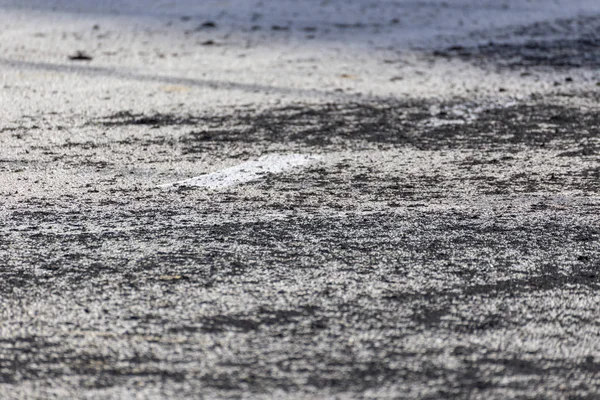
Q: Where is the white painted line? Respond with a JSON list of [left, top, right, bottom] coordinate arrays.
[[158, 153, 319, 189]]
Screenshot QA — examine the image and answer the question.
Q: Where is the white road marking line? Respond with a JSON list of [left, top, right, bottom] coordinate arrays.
[[158, 153, 319, 189]]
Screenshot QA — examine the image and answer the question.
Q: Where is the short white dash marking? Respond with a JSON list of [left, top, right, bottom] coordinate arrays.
[[158, 154, 319, 189]]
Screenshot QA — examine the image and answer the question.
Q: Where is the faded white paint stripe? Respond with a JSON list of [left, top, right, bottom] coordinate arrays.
[[158, 154, 319, 189]]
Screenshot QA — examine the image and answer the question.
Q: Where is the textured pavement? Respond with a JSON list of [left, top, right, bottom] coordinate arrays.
[[1, 1, 600, 399]]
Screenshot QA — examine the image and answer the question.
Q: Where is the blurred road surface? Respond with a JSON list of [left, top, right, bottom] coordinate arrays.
[[1, 1, 600, 398]]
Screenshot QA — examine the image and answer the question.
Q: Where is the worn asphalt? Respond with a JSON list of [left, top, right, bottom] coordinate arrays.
[[1, 1, 600, 399]]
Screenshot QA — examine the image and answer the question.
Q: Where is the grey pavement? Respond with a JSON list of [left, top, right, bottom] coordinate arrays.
[[1, 1, 600, 399]]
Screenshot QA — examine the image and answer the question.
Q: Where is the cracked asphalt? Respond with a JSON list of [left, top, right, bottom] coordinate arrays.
[[1, 1, 600, 399]]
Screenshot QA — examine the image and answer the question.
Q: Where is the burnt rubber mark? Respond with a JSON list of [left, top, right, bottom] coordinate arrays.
[[3, 210, 599, 295], [95, 111, 205, 128], [433, 15, 600, 69], [434, 38, 600, 68], [68, 51, 93, 61], [95, 100, 600, 152]]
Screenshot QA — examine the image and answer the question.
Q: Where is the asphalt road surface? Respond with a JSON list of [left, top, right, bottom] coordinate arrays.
[[1, 1, 600, 399]]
